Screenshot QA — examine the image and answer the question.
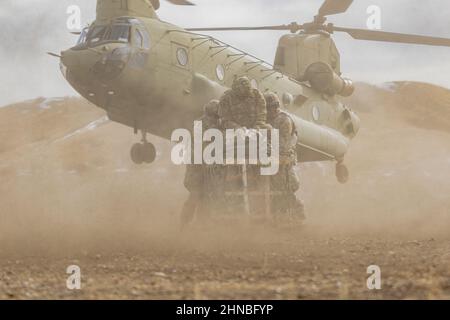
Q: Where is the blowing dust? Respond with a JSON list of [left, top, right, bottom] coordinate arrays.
[[0, 82, 449, 259]]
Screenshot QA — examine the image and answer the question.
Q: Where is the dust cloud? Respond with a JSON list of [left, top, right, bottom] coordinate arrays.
[[0, 82, 449, 256], [0, 83, 449, 299]]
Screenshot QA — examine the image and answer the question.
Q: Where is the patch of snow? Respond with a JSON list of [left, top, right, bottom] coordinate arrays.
[[55, 116, 109, 142], [37, 97, 64, 110], [376, 82, 399, 93]]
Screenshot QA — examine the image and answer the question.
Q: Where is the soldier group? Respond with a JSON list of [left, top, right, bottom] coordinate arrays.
[[181, 76, 305, 227]]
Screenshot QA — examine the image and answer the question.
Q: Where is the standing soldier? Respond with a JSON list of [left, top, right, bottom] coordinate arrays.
[[218, 76, 271, 217], [264, 92, 305, 224], [180, 100, 221, 228]]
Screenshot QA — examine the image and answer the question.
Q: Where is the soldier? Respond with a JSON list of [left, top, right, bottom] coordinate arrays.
[[180, 100, 221, 228], [218, 76, 269, 130], [218, 76, 271, 217], [264, 92, 305, 223]]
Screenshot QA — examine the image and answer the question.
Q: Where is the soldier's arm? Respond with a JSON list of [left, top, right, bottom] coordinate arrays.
[[218, 93, 241, 129], [278, 116, 294, 163], [253, 90, 268, 129]]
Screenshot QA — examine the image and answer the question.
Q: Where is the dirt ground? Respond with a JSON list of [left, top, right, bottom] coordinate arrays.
[[1, 227, 449, 300], [0, 82, 449, 300]]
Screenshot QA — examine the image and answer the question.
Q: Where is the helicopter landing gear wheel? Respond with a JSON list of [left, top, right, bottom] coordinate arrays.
[[336, 161, 349, 184], [131, 143, 144, 164], [130, 130, 157, 165], [141, 142, 156, 164], [130, 142, 157, 164]]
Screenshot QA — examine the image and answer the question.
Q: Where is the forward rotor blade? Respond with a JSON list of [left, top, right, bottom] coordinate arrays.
[[47, 52, 61, 58], [186, 23, 303, 33], [333, 26, 450, 47], [318, 0, 353, 17], [166, 0, 195, 5]]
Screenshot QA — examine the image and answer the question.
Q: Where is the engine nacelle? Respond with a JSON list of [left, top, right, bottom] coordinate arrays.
[[304, 62, 355, 97]]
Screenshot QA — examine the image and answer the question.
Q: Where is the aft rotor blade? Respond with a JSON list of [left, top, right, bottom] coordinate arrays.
[[186, 23, 303, 33], [166, 0, 195, 5], [318, 0, 353, 17], [333, 26, 450, 47]]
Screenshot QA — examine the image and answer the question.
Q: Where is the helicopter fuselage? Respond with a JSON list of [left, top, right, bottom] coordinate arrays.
[[60, 16, 357, 163]]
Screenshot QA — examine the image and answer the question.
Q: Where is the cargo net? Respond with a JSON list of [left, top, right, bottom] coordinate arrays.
[[202, 164, 271, 223], [199, 133, 290, 225]]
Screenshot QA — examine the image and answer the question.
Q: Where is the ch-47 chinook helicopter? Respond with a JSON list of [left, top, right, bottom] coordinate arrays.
[[53, 0, 450, 183]]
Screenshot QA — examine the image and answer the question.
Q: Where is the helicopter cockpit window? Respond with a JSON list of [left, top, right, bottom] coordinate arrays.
[[77, 28, 88, 45], [87, 26, 108, 45], [134, 29, 144, 48], [140, 29, 151, 50], [82, 24, 130, 46], [107, 24, 130, 43], [75, 18, 142, 48]]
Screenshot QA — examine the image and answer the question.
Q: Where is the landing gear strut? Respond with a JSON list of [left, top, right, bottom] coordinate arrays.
[[335, 160, 349, 184], [130, 131, 157, 164]]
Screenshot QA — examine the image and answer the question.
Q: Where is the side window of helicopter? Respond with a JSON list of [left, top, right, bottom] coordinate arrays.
[[87, 26, 108, 45], [216, 64, 225, 81], [176, 47, 189, 67], [171, 40, 190, 70]]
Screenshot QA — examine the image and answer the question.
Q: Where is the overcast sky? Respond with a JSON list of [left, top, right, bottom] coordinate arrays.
[[1, 0, 450, 106]]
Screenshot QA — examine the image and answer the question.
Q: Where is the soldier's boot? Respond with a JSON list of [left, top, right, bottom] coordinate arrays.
[[284, 194, 305, 227]]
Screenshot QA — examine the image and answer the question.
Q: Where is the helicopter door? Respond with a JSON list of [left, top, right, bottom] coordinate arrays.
[[129, 27, 150, 69]]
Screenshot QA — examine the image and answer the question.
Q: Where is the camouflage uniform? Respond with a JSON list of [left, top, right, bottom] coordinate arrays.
[[217, 77, 270, 216], [218, 76, 268, 130], [265, 92, 305, 222], [181, 100, 222, 226]]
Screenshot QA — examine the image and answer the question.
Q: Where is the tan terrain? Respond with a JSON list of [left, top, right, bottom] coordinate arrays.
[[0, 82, 449, 299]]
